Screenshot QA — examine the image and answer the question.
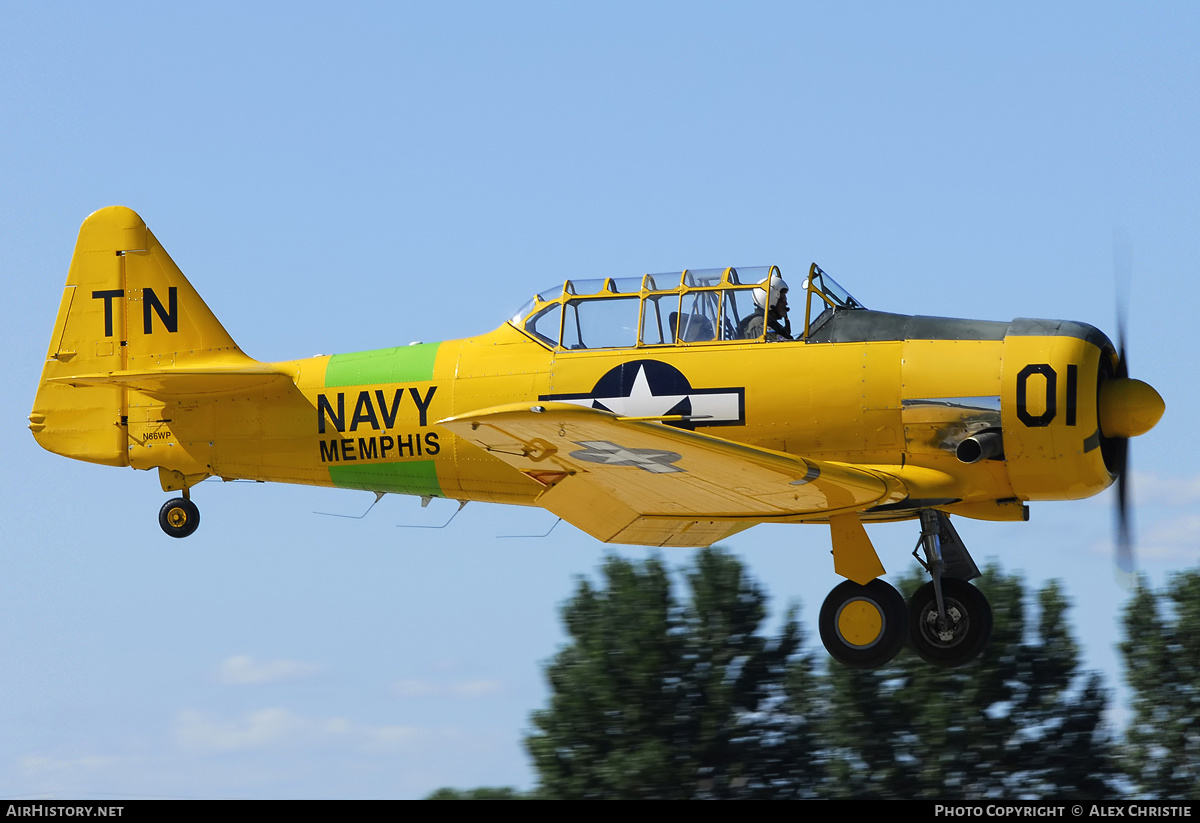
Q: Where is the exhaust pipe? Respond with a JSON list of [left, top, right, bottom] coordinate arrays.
[[956, 430, 1003, 464]]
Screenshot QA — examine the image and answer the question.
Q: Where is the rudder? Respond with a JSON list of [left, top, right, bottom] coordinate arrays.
[[30, 206, 256, 466]]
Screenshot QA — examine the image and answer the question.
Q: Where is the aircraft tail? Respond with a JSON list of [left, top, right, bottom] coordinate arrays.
[[29, 206, 277, 467]]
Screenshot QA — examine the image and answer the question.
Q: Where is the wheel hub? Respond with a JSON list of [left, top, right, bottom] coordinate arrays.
[[836, 598, 885, 648], [167, 507, 188, 528], [921, 600, 967, 646]]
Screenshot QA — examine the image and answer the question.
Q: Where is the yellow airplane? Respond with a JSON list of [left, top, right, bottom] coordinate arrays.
[[30, 207, 1164, 669]]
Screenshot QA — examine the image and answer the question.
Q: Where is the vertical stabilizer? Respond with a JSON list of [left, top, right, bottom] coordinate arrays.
[[30, 206, 258, 466]]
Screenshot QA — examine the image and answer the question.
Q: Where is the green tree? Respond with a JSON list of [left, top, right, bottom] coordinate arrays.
[[822, 567, 1116, 799], [1121, 570, 1200, 799], [425, 786, 526, 799], [525, 548, 823, 798]]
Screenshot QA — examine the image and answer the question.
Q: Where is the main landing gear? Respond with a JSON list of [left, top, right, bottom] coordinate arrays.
[[906, 509, 991, 667], [908, 577, 992, 667], [159, 490, 200, 538], [818, 510, 992, 669], [819, 578, 908, 669]]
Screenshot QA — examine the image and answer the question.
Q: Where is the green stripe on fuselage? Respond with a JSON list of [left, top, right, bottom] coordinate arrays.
[[324, 343, 444, 496], [328, 461, 442, 497], [324, 342, 440, 387]]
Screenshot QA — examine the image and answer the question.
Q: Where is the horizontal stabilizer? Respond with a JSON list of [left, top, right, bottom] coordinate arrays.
[[47, 366, 288, 396]]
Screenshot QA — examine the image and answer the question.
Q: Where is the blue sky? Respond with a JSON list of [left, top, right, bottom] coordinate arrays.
[[2, 2, 1197, 798]]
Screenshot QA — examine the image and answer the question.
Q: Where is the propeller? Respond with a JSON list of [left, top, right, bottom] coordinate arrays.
[[1102, 231, 1163, 582], [1113, 231, 1133, 578]]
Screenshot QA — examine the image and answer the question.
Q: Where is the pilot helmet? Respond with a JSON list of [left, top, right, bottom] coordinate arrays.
[[753, 273, 789, 311]]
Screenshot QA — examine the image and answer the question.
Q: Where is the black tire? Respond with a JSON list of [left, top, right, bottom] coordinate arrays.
[[818, 579, 908, 669], [908, 578, 992, 668], [159, 497, 200, 538]]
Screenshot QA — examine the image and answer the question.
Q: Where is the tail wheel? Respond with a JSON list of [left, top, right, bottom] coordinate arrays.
[[908, 578, 992, 668], [159, 497, 200, 538], [819, 579, 908, 669]]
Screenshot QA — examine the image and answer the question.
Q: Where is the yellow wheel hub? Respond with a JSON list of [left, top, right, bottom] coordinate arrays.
[[167, 507, 189, 528], [837, 599, 884, 647]]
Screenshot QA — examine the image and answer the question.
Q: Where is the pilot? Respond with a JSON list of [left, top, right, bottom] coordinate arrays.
[[740, 273, 793, 341]]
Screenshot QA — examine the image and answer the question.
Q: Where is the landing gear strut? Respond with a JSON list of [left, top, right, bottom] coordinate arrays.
[[159, 488, 200, 538], [908, 510, 991, 667]]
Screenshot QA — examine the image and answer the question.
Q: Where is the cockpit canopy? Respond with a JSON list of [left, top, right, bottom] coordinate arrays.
[[509, 264, 864, 350]]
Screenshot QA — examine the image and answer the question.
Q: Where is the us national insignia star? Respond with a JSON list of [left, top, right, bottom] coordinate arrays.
[[540, 359, 745, 430], [569, 440, 685, 473]]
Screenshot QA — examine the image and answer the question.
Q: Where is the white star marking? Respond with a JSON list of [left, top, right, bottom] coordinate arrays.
[[558, 364, 740, 422], [570, 440, 684, 473]]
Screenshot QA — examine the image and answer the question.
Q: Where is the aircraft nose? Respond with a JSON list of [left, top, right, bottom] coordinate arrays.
[[1099, 377, 1164, 438]]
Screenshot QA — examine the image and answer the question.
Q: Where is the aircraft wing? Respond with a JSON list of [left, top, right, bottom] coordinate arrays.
[[439, 402, 908, 546]]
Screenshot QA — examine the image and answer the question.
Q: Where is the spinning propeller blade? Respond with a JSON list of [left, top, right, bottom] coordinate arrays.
[[1110, 230, 1139, 582]]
